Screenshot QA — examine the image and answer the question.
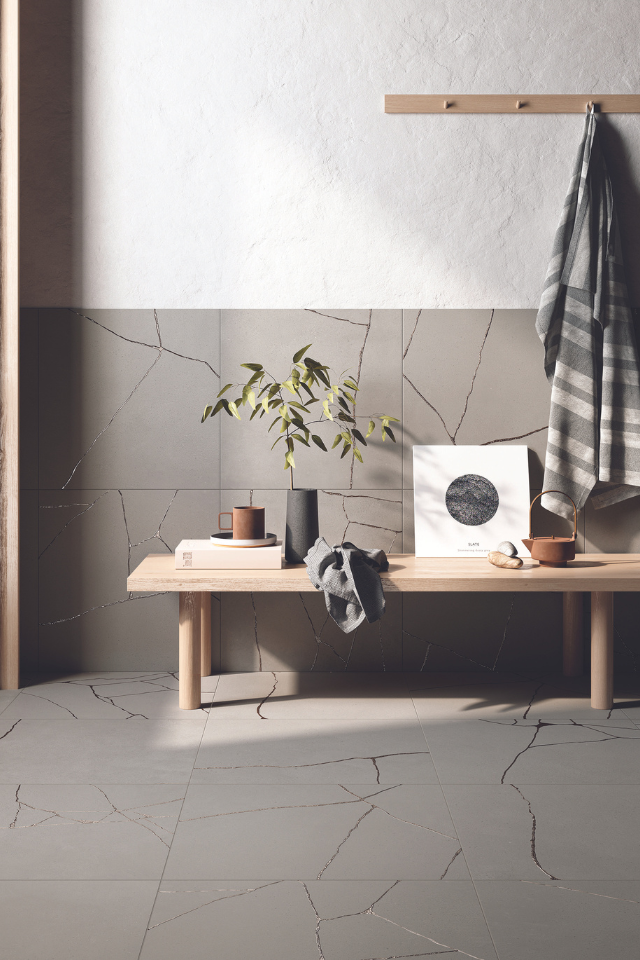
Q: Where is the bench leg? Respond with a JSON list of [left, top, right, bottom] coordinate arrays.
[[200, 592, 212, 678], [179, 592, 202, 710], [563, 592, 583, 677], [591, 591, 614, 710]]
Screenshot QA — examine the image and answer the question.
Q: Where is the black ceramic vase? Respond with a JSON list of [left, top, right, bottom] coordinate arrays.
[[285, 488, 319, 564]]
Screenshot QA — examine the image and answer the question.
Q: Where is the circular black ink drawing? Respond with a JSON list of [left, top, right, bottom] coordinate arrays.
[[445, 474, 499, 526]]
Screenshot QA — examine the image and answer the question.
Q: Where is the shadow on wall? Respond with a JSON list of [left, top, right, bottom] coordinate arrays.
[[21, 0, 80, 305]]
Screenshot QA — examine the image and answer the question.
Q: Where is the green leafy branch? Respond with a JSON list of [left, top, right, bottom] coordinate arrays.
[[201, 344, 399, 488]]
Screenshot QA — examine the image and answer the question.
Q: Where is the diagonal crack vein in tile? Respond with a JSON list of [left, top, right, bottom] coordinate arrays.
[[39, 592, 169, 627], [340, 785, 459, 841], [403, 309, 546, 448], [62, 309, 219, 489], [521, 880, 640, 904], [250, 593, 262, 671], [368, 913, 487, 960], [451, 309, 494, 443], [195, 750, 430, 781], [403, 309, 422, 360], [439, 846, 463, 879], [147, 882, 283, 929], [0, 719, 21, 742], [7, 784, 183, 847], [511, 784, 559, 880], [39, 492, 109, 558], [298, 593, 341, 671], [316, 804, 375, 878], [256, 671, 277, 719]]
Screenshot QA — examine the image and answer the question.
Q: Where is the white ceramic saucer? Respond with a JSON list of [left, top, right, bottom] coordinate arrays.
[[210, 532, 278, 548]]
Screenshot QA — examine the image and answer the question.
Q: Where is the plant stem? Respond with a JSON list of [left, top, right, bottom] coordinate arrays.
[[290, 465, 294, 490]]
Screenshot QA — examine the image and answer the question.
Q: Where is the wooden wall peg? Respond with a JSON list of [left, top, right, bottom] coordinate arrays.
[[385, 94, 640, 114]]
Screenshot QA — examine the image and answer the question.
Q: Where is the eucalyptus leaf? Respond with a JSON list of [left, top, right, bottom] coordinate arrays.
[[322, 400, 333, 420], [353, 447, 363, 463], [366, 420, 375, 438], [241, 363, 263, 371], [352, 428, 367, 446], [312, 435, 328, 451], [332, 434, 342, 449], [201, 404, 213, 422], [228, 401, 241, 420], [340, 442, 351, 459], [293, 344, 313, 363], [285, 450, 295, 468], [217, 383, 233, 398], [385, 426, 396, 442]]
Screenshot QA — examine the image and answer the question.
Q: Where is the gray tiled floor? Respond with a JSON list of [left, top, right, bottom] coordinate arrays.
[[1, 670, 639, 959]]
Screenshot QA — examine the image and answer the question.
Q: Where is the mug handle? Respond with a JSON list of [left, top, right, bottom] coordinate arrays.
[[218, 512, 233, 531]]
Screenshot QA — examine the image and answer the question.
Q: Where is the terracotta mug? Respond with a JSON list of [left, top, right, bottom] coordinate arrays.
[[218, 506, 265, 540]]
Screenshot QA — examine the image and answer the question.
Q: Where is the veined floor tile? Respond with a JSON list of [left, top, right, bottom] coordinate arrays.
[[407, 672, 546, 722], [0, 880, 157, 960], [0, 783, 185, 879], [0, 719, 206, 783], [420, 717, 640, 784], [409, 672, 638, 723], [0, 690, 19, 716], [444, 783, 640, 881], [476, 880, 640, 960], [210, 672, 416, 720], [164, 783, 467, 880], [3, 672, 217, 719], [192, 719, 436, 784], [140, 880, 497, 960]]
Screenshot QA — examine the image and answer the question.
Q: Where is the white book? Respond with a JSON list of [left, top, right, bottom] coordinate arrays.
[[175, 539, 282, 569]]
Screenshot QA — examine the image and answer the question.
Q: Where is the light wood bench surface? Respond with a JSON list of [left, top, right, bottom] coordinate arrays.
[[127, 554, 640, 710]]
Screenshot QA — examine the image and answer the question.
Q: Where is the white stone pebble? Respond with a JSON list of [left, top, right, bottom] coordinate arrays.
[[497, 541, 518, 557]]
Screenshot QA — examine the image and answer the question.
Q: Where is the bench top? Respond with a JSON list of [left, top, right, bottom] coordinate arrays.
[[127, 553, 640, 593]]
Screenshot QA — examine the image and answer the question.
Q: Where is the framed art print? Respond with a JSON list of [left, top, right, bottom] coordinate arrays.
[[413, 445, 531, 557]]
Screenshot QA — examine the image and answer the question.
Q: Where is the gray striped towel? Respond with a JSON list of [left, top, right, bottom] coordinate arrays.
[[536, 109, 640, 519]]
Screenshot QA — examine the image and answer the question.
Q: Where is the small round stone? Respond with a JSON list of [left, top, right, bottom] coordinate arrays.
[[497, 541, 518, 557]]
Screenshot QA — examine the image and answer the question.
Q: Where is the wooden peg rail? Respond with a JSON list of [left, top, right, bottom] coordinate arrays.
[[385, 94, 640, 114]]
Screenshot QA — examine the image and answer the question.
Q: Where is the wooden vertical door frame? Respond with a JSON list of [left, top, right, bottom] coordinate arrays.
[[0, 0, 20, 689]]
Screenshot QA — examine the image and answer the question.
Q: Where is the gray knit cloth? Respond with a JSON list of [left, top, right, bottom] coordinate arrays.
[[536, 109, 640, 519], [303, 538, 388, 634]]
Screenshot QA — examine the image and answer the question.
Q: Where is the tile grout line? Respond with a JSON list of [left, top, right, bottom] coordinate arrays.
[[135, 682, 212, 960], [407, 679, 504, 960]]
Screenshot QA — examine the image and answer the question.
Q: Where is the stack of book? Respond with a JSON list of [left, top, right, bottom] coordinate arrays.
[[175, 539, 282, 569]]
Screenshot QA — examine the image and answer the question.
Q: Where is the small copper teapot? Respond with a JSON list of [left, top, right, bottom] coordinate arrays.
[[522, 490, 577, 567]]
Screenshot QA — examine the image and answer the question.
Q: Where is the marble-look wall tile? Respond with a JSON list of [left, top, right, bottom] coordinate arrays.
[[39, 309, 221, 489], [220, 310, 402, 490], [37, 488, 221, 672], [20, 306, 640, 676], [402, 309, 550, 489]]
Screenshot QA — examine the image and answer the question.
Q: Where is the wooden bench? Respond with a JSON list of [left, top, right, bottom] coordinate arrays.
[[127, 553, 640, 710]]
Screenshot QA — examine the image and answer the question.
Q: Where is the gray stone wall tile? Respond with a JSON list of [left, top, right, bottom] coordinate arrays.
[[38, 308, 220, 489], [220, 310, 402, 490]]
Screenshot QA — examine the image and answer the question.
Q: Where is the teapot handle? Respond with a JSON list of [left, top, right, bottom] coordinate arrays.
[[529, 490, 578, 539]]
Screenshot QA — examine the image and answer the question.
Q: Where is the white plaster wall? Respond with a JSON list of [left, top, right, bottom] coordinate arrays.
[[21, 0, 640, 307]]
